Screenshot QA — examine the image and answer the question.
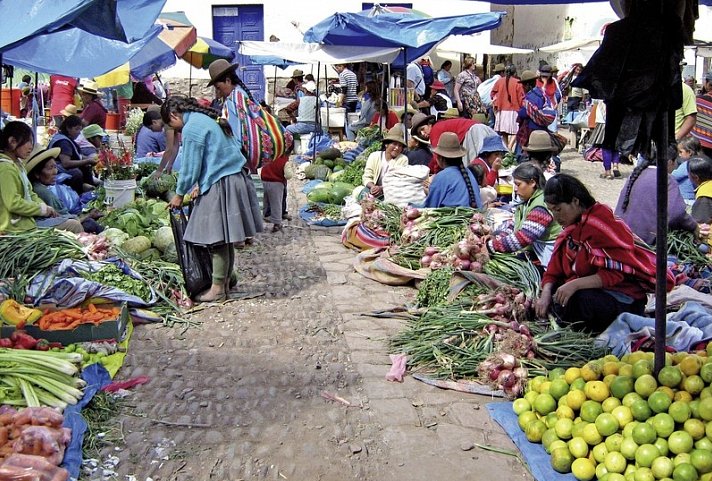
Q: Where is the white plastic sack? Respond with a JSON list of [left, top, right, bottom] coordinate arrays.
[[382, 165, 430, 208]]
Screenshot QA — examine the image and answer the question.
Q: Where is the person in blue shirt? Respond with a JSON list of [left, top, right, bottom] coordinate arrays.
[[424, 132, 482, 209], [672, 136, 704, 202], [135, 109, 167, 158]]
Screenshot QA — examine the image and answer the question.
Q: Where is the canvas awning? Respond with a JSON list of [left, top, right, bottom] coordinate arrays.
[[436, 36, 534, 55], [239, 41, 402, 64], [539, 37, 602, 53]]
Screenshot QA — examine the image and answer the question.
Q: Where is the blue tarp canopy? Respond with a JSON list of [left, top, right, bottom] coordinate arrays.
[[3, 25, 163, 78], [0, 0, 166, 52], [303, 9, 505, 65]]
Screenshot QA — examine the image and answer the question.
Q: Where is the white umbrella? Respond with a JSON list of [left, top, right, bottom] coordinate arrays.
[[539, 37, 602, 53], [238, 41, 401, 64], [436, 36, 534, 55]]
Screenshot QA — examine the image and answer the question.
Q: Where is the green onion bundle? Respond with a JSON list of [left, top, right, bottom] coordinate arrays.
[[0, 230, 85, 281], [484, 253, 542, 299]]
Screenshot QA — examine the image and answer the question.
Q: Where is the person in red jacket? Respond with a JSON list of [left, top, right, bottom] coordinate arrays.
[[260, 148, 292, 233]]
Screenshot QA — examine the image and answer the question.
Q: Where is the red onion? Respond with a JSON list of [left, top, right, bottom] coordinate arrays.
[[470, 261, 483, 272], [484, 324, 499, 334], [454, 258, 471, 271], [499, 353, 516, 370], [513, 367, 528, 379], [519, 324, 531, 337], [420, 256, 432, 267], [424, 246, 439, 256], [497, 369, 517, 388], [471, 213, 485, 224], [526, 350, 536, 359], [510, 321, 520, 332], [489, 366, 502, 381], [405, 207, 421, 220]]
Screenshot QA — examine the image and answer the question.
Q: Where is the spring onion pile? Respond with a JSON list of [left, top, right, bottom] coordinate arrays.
[[484, 253, 542, 299], [0, 230, 85, 281], [0, 349, 85, 410], [667, 229, 710, 268]]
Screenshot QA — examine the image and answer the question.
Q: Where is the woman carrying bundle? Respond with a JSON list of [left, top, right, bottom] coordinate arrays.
[[163, 96, 261, 302]]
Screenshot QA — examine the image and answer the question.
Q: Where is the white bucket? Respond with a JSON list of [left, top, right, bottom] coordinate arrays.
[[295, 133, 312, 155], [105, 179, 137, 208]]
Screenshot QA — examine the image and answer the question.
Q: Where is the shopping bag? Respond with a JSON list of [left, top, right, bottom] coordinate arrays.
[[169, 208, 213, 298]]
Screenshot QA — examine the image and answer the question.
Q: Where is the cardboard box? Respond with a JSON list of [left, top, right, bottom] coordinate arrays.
[[1, 303, 129, 346]]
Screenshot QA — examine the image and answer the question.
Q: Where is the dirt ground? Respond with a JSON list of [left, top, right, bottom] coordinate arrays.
[[90, 147, 627, 481]]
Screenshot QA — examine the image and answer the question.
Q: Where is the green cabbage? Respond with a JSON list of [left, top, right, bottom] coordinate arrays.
[[153, 226, 174, 253], [101, 228, 129, 247]]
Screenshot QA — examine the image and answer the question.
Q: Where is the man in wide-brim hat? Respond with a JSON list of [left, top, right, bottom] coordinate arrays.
[[515, 70, 557, 156]]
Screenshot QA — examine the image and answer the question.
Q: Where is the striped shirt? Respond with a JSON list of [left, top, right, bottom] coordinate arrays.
[[338, 68, 358, 104], [692, 94, 712, 149]]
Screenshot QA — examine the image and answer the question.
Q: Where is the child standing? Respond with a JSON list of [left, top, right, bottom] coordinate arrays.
[[261, 148, 292, 233]]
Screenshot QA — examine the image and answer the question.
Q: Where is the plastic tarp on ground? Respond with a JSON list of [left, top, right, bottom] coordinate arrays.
[[3, 25, 163, 78], [239, 41, 402, 65], [539, 37, 602, 53], [303, 10, 505, 65], [436, 36, 534, 55]]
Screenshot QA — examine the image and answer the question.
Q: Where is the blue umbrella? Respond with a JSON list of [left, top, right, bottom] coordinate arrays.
[[0, 0, 166, 52], [304, 8, 505, 65]]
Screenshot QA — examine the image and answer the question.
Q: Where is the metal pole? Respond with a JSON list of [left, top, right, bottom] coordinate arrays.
[[312, 61, 321, 160], [189, 64, 193, 97], [653, 113, 669, 376], [272, 66, 277, 112], [402, 48, 408, 142]]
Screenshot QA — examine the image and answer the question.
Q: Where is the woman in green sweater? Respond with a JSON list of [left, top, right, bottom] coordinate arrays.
[[486, 162, 561, 267], [0, 122, 82, 234]]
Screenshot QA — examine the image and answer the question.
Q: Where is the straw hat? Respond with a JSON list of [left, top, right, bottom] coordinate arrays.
[[433, 132, 467, 158], [207, 59, 239, 86], [77, 81, 102, 96], [519, 70, 538, 83], [60, 104, 78, 117], [382, 124, 407, 147], [24, 147, 60, 175], [82, 124, 107, 140], [430, 80, 446, 91], [493, 63, 506, 73], [441, 108, 460, 119], [291, 69, 304, 78], [523, 130, 556, 152]]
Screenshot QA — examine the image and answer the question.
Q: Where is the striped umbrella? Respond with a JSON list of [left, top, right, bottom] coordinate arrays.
[[96, 11, 197, 87], [182, 36, 234, 69]]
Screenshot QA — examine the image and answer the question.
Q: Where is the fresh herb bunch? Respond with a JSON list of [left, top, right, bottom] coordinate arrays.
[[83, 264, 152, 301]]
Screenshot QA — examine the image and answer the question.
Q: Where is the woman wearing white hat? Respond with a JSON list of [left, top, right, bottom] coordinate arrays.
[[424, 132, 482, 208], [362, 125, 409, 198], [77, 81, 107, 129]]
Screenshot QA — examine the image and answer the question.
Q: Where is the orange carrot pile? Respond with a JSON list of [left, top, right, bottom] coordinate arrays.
[[36, 304, 120, 331]]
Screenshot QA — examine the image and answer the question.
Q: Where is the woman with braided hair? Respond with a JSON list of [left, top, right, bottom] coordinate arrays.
[[614, 145, 697, 246], [491, 65, 524, 150], [164, 96, 261, 302], [424, 132, 482, 208]]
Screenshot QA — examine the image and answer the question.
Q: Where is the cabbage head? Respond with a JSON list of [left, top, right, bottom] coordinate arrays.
[[153, 226, 174, 253], [101, 228, 129, 247]]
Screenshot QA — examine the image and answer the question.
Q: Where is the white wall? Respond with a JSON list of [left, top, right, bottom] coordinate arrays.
[[159, 0, 491, 81]]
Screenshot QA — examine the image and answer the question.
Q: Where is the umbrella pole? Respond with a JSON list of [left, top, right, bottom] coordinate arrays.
[[653, 114, 669, 376], [189, 64, 192, 97], [312, 61, 321, 160], [403, 48, 408, 142], [272, 66, 277, 112]]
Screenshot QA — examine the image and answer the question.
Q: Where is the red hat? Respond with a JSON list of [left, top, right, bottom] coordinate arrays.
[[430, 80, 446, 91]]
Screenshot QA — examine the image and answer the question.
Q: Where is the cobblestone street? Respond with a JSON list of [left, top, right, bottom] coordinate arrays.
[[111, 149, 627, 481]]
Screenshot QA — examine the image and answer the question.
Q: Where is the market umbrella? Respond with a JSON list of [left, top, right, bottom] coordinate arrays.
[[436, 36, 534, 55], [0, 0, 165, 52], [95, 11, 197, 88], [303, 6, 505, 65], [182, 36, 234, 69]]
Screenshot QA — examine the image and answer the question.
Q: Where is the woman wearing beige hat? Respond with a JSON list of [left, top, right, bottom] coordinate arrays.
[[523, 130, 558, 178], [362, 124, 409, 198], [424, 132, 482, 208], [77, 81, 107, 129]]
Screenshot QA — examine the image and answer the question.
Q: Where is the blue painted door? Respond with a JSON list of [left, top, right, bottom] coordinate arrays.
[[212, 5, 265, 102]]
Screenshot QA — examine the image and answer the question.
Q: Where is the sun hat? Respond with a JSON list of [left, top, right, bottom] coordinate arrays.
[[493, 63, 506, 73], [519, 70, 538, 83], [411, 112, 435, 133], [479, 135, 509, 155], [441, 108, 460, 119], [24, 147, 61, 175], [433, 132, 467, 158], [207, 59, 239, 87], [291, 69, 304, 78], [60, 104, 78, 117], [77, 81, 102, 96], [430, 80, 446, 91], [523, 130, 556, 152], [382, 124, 407, 147], [538, 65, 553, 77], [82, 124, 107, 140], [302, 81, 317, 93]]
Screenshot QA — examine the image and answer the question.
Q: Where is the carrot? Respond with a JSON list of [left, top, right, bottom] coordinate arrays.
[[62, 308, 83, 320], [87, 303, 97, 314]]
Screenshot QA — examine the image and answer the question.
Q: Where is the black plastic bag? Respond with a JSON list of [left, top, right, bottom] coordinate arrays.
[[170, 208, 212, 298]]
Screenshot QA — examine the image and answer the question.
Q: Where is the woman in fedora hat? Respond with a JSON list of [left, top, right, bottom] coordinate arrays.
[[424, 132, 482, 208], [362, 124, 409, 198], [523, 130, 558, 178], [77, 81, 107, 129], [487, 162, 561, 267], [163, 96, 260, 302], [26, 147, 104, 234]]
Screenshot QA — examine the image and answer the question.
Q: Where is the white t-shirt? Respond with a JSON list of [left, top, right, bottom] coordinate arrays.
[[406, 63, 425, 96]]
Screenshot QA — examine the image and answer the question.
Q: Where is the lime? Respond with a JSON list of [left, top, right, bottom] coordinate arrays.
[[634, 467, 655, 481], [675, 390, 693, 403], [611, 376, 636, 400], [651, 413, 676, 438], [649, 391, 673, 414], [619, 363, 634, 378], [597, 413, 621, 437], [683, 375, 704, 397], [607, 473, 626, 481], [549, 439, 568, 454], [672, 463, 698, 481], [604, 396, 623, 413], [586, 380, 611, 402], [567, 389, 587, 411], [700, 362, 712, 384], [635, 374, 658, 398], [674, 453, 692, 467], [571, 377, 587, 391], [572, 457, 596, 481], [534, 393, 557, 415], [543, 428, 560, 451], [524, 391, 539, 406], [605, 451, 628, 474], [549, 367, 566, 380], [572, 421, 589, 439], [526, 419, 547, 443], [513, 398, 532, 415], [655, 437, 670, 457], [604, 361, 621, 377], [624, 421, 640, 439], [651, 456, 675, 479], [581, 400, 604, 423], [691, 449, 712, 474], [518, 411, 538, 431], [545, 412, 560, 429], [632, 399, 653, 422], [551, 446, 575, 473], [582, 363, 602, 382], [695, 437, 712, 451], [566, 367, 583, 384], [633, 359, 654, 378], [698, 397, 712, 421], [623, 392, 644, 408], [529, 375, 547, 393], [621, 437, 640, 460], [612, 405, 634, 428], [597, 463, 610, 480], [635, 443, 661, 468], [555, 418, 574, 440], [633, 423, 658, 445], [569, 436, 590, 458], [593, 442, 609, 463], [658, 366, 684, 388], [550, 378, 570, 400], [679, 355, 702, 376], [582, 422, 603, 446], [669, 431, 694, 455], [669, 401, 692, 424], [557, 405, 575, 420], [684, 419, 706, 441], [606, 433, 624, 452]]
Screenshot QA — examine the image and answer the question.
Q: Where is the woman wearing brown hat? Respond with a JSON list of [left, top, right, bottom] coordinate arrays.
[[522, 130, 558, 178], [424, 132, 482, 208], [362, 124, 409, 198]]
